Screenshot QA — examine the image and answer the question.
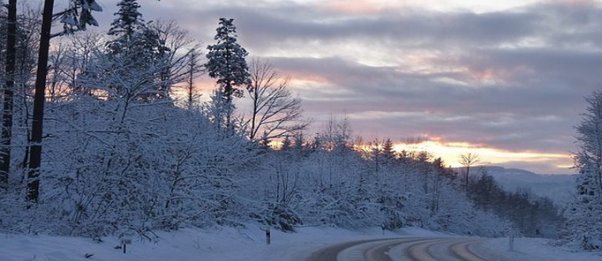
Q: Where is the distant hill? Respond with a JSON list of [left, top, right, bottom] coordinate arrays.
[[459, 166, 576, 206]]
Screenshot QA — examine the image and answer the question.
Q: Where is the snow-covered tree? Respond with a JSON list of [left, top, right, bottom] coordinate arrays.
[[107, 0, 142, 39], [565, 91, 602, 250], [103, 0, 171, 100], [205, 18, 250, 129], [1, 0, 16, 189], [0, 5, 41, 193], [56, 0, 103, 37]]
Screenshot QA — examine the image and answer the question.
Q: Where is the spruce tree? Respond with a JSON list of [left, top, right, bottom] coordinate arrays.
[[205, 18, 250, 129], [106, 0, 146, 56], [565, 91, 602, 250], [108, 0, 143, 39], [105, 0, 170, 100], [382, 138, 395, 163]]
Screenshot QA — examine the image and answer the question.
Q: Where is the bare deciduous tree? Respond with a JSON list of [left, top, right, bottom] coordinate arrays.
[[459, 152, 479, 191], [150, 21, 202, 100], [185, 49, 201, 110], [245, 58, 308, 142]]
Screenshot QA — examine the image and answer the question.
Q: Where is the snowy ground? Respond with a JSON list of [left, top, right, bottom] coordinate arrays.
[[1, 225, 600, 261], [475, 237, 602, 261]]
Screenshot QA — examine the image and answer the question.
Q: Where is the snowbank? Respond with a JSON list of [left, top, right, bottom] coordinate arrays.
[[0, 224, 445, 261], [476, 237, 602, 261]]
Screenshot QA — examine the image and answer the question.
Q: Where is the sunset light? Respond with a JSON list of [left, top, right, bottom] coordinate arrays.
[[155, 0, 593, 176], [392, 139, 571, 171]]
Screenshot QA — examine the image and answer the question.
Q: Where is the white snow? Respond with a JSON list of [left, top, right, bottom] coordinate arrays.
[[1, 225, 600, 261], [0, 224, 410, 261], [476, 237, 602, 261]]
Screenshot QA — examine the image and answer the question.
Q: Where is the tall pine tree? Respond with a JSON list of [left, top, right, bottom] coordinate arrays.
[[205, 18, 250, 129], [104, 0, 170, 100], [108, 0, 143, 40]]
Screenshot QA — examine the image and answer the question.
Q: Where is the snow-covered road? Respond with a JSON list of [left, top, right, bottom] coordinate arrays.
[[308, 237, 488, 261]]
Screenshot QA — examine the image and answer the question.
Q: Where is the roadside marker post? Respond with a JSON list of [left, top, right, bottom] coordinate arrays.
[[121, 239, 132, 254], [266, 227, 271, 245], [509, 231, 515, 251]]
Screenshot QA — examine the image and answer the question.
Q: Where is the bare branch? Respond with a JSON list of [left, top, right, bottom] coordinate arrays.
[[243, 58, 309, 142]]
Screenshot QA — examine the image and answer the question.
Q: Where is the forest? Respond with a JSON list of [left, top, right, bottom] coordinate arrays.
[[0, 0, 599, 252]]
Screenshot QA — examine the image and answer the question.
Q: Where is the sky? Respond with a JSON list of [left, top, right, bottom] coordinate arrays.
[[54, 0, 602, 174]]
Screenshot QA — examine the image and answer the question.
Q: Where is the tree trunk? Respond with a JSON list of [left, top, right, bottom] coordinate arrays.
[[225, 82, 232, 130], [250, 84, 258, 140], [0, 0, 17, 189], [465, 166, 470, 192], [27, 0, 55, 202], [187, 52, 195, 110]]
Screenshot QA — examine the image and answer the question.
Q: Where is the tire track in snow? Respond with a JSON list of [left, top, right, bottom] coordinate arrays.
[[449, 239, 487, 261], [363, 239, 418, 261], [308, 238, 419, 261], [404, 238, 446, 261], [307, 237, 487, 261]]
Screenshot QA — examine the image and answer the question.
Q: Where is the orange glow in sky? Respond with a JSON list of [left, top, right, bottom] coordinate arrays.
[[391, 139, 572, 173]]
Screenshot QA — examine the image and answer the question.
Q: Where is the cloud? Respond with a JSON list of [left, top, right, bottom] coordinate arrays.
[[92, 0, 602, 173], [263, 55, 583, 154]]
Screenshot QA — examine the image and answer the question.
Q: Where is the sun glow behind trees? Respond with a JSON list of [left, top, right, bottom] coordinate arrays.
[[350, 137, 570, 174], [389, 139, 571, 173]]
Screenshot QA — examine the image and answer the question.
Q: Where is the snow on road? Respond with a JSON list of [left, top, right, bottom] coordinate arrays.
[[312, 237, 486, 261], [1, 225, 601, 261]]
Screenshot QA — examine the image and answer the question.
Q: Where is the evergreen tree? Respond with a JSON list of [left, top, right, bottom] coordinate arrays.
[[103, 0, 170, 100], [108, 0, 143, 40], [280, 135, 291, 151], [205, 18, 251, 129], [382, 138, 396, 165], [369, 139, 383, 174], [293, 132, 305, 154], [565, 91, 602, 250]]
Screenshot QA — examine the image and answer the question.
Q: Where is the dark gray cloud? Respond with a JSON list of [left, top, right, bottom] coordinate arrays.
[[268, 55, 583, 153], [232, 8, 540, 47]]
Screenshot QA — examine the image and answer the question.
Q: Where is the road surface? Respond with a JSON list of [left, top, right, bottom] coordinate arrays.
[[307, 237, 488, 261]]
